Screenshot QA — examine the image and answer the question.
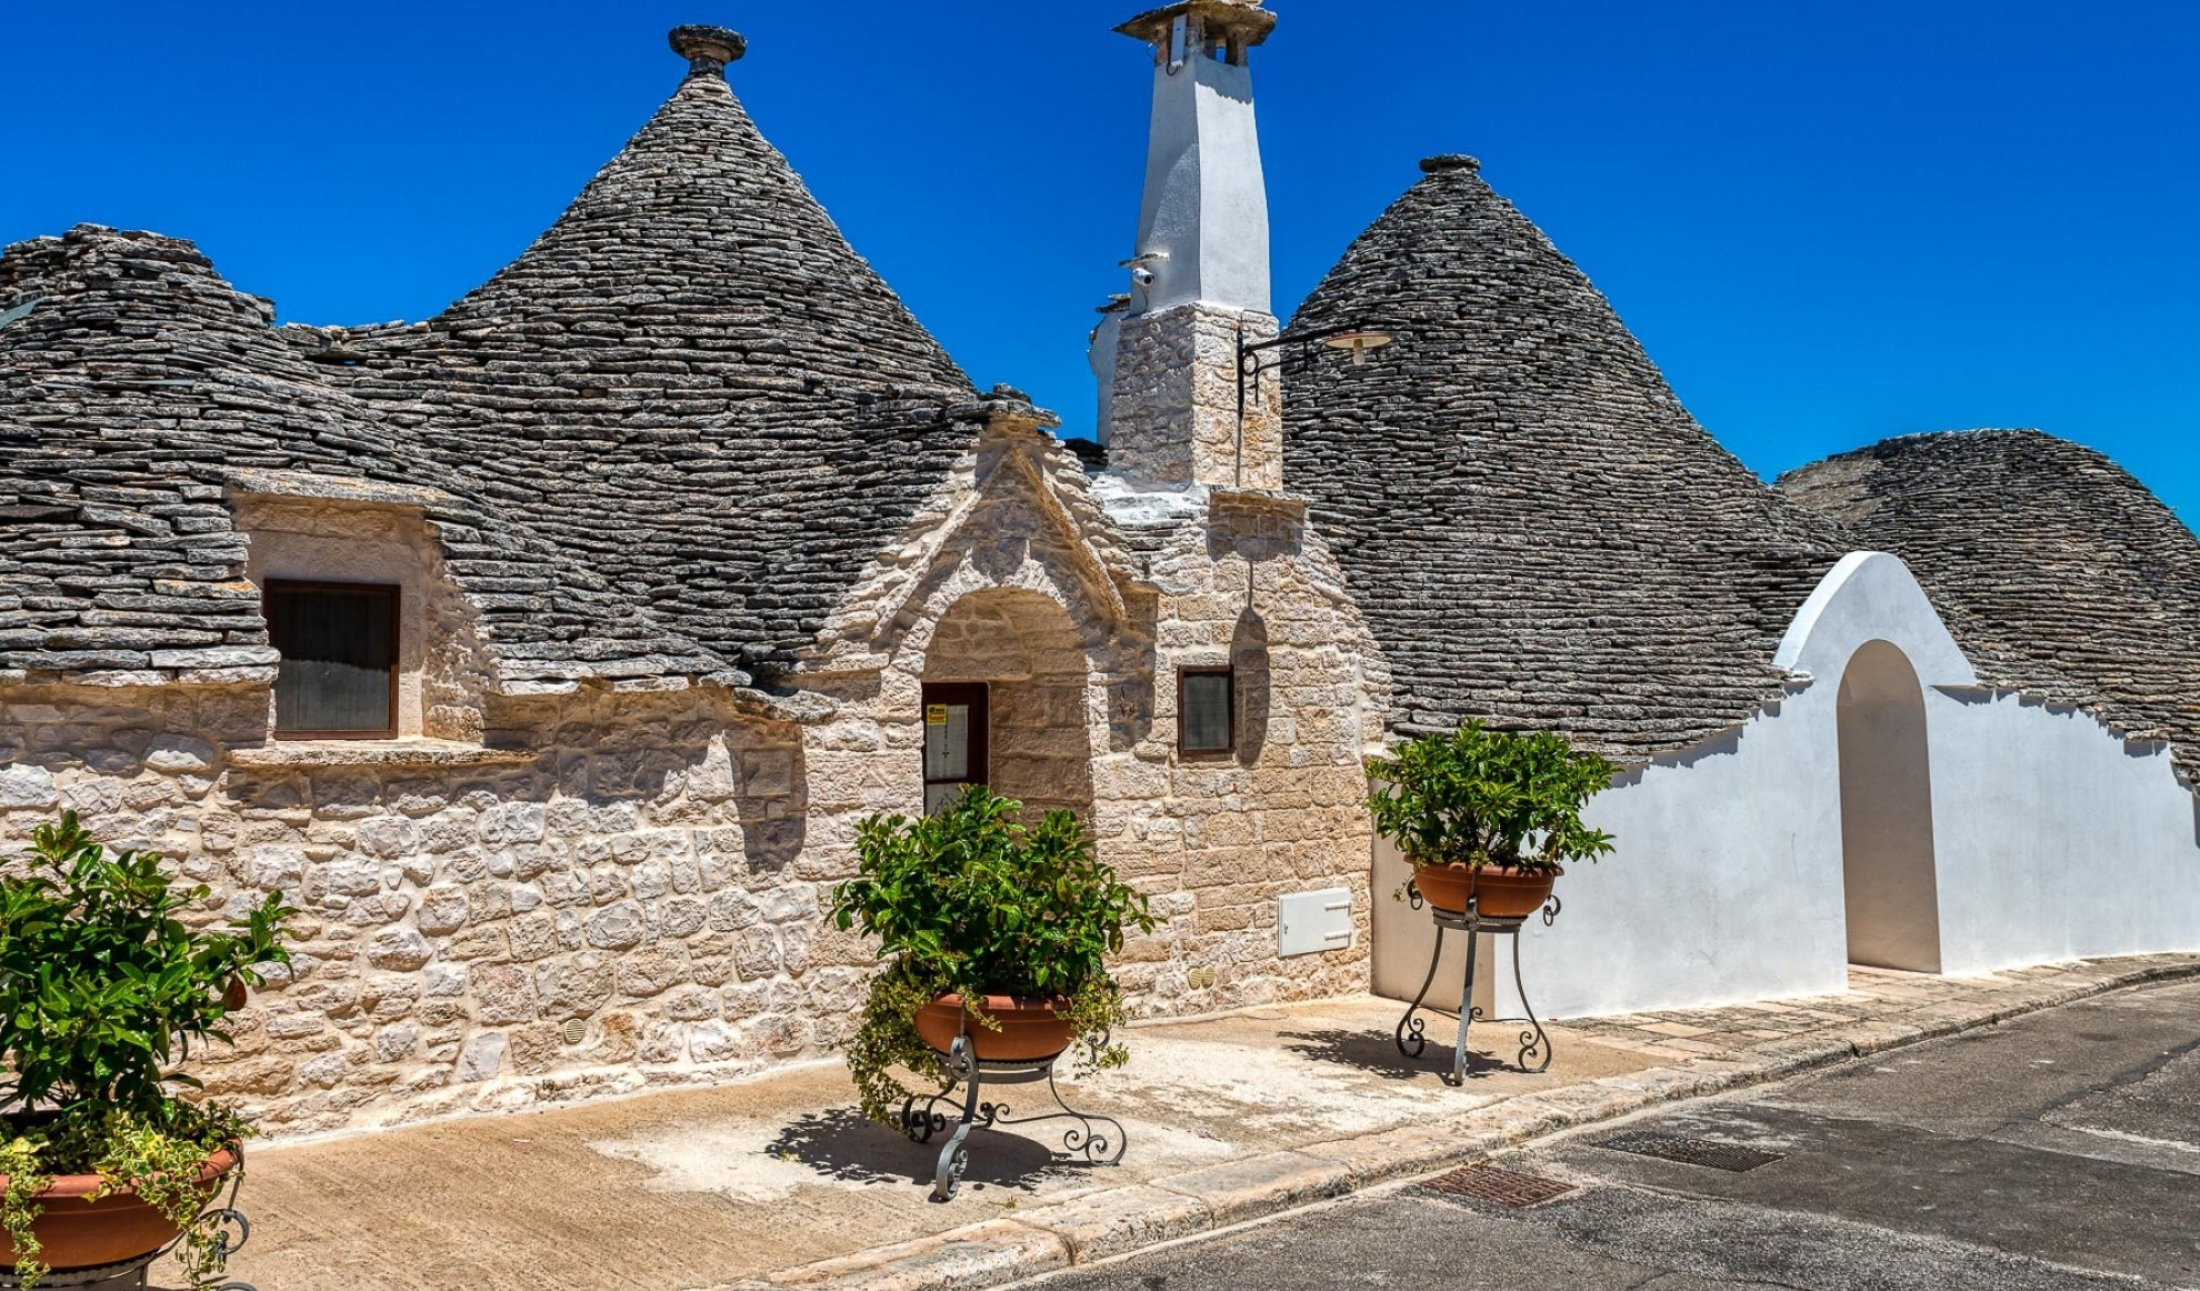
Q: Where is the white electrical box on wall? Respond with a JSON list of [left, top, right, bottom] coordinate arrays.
[[1277, 887, 1353, 958]]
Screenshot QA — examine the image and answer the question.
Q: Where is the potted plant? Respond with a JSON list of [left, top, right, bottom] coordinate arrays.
[[0, 812, 293, 1288], [828, 786, 1156, 1127], [1365, 720, 1618, 918]]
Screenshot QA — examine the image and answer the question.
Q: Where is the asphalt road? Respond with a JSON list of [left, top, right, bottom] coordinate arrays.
[[1023, 975, 2200, 1290]]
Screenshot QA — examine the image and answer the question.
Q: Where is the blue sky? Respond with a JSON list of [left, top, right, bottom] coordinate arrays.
[[7, 1, 2195, 523]]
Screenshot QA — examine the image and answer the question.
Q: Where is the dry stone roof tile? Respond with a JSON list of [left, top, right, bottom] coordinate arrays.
[[324, 61, 984, 674], [1284, 160, 1851, 759], [0, 227, 710, 685], [1, 43, 990, 685], [1780, 429, 2200, 786]]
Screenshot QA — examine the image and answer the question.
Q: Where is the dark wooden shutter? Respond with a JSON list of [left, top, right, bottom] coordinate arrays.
[[1179, 667, 1234, 753], [266, 582, 399, 737]]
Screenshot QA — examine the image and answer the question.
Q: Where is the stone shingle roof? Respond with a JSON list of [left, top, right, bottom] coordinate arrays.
[[1284, 156, 1850, 759], [1780, 429, 2200, 786], [0, 227, 708, 686], [319, 51, 984, 675], [0, 36, 990, 687]]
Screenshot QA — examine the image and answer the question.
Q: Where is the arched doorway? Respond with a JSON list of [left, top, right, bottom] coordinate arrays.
[[1837, 639, 1942, 972], [920, 589, 1096, 821]]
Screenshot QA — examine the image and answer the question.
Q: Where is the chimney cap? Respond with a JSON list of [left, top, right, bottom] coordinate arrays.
[[669, 25, 746, 76], [1116, 0, 1276, 48], [1420, 154, 1481, 175]]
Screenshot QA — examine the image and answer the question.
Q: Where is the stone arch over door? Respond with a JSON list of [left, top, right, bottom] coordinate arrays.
[[1836, 639, 1943, 972], [921, 587, 1097, 821]]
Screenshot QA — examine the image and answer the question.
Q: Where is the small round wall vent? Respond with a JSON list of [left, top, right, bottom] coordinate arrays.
[[560, 1017, 588, 1045]]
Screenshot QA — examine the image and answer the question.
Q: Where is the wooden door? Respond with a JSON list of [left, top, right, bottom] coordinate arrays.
[[921, 683, 990, 814]]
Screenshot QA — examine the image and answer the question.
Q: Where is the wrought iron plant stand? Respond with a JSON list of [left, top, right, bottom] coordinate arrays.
[[0, 1148, 258, 1290], [1394, 879, 1561, 1084], [899, 1032, 1127, 1202]]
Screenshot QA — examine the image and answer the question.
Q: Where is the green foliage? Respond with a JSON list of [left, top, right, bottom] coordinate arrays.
[[0, 812, 294, 1287], [829, 787, 1155, 1127], [1364, 720, 1619, 875], [0, 1137, 46, 1284]]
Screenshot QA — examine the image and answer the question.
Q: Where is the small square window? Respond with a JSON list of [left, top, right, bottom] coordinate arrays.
[[1179, 667, 1234, 754], [265, 581, 399, 738]]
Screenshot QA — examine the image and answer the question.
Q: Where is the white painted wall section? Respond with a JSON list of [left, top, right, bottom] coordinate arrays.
[[1373, 689, 1852, 1021], [1131, 51, 1270, 314], [1923, 687, 2200, 974], [1371, 549, 2200, 1024]]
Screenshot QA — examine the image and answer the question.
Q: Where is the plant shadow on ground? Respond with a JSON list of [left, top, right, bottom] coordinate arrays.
[[1281, 1027, 1516, 1081], [765, 1105, 1093, 1195]]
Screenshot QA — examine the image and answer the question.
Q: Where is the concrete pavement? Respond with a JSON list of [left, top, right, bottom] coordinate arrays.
[[169, 953, 2200, 1290], [1025, 974, 2200, 1289]]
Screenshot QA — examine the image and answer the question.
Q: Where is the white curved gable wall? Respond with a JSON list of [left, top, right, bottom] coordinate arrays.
[[1374, 552, 2200, 1020]]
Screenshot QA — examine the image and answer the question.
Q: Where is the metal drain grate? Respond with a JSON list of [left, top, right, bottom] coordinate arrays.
[[1419, 1164, 1576, 1207], [1594, 1131, 1784, 1172]]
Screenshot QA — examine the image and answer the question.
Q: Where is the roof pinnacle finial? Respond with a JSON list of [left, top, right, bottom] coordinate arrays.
[[669, 25, 746, 79]]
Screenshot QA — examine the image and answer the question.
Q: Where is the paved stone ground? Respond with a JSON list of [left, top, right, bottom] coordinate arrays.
[[175, 954, 2200, 1290], [1023, 973, 2200, 1290]]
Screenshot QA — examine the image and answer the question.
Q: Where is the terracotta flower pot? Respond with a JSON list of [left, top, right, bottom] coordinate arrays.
[[915, 994, 1076, 1063], [1411, 863, 1560, 919], [0, 1145, 237, 1273]]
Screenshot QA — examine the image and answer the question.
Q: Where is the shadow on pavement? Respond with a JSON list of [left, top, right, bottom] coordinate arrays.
[[764, 1105, 1086, 1193], [1280, 1026, 1516, 1081]]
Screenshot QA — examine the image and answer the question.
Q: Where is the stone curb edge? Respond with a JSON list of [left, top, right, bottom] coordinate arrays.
[[758, 957, 2200, 1291]]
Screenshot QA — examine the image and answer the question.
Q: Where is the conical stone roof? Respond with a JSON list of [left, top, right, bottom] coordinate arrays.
[[3, 32, 996, 684], [325, 41, 988, 674], [1781, 429, 2200, 787], [1285, 156, 1848, 757], [431, 55, 970, 394], [0, 226, 704, 683]]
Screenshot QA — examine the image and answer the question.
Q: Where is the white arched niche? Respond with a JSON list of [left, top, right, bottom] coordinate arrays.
[[1776, 552, 1976, 973]]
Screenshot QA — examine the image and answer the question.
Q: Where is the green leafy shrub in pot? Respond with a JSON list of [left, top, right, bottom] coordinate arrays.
[[1365, 720, 1619, 888], [0, 812, 294, 1287], [828, 787, 1156, 1128]]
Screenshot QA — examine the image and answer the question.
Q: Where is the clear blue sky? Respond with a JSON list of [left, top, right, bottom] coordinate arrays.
[[7, 2, 2194, 523]]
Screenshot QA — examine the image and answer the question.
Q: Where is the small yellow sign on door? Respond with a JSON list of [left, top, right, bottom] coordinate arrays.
[[925, 704, 949, 726]]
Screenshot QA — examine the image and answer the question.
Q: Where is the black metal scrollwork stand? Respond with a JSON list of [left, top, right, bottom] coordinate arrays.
[[1394, 880, 1560, 1084], [0, 1146, 257, 1290], [898, 1033, 1127, 1202]]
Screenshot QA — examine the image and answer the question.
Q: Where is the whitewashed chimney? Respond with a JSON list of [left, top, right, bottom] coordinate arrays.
[[1098, 0, 1282, 491]]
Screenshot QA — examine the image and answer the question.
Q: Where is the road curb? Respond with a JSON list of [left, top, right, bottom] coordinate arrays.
[[764, 955, 2200, 1291]]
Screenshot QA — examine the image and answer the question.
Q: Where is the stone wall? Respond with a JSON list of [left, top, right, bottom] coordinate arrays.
[[807, 416, 1387, 1017], [0, 414, 1390, 1137], [1107, 303, 1281, 493], [1104, 488, 1387, 1012], [0, 679, 843, 1138]]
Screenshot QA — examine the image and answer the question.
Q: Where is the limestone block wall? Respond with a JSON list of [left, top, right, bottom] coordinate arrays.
[[0, 419, 1394, 1137], [807, 424, 1388, 1020], [1108, 303, 1281, 492], [1108, 490, 1387, 1014], [0, 679, 847, 1138]]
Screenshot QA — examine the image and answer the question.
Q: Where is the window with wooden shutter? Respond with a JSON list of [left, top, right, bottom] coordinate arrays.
[[265, 581, 400, 738], [1178, 667, 1234, 754]]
